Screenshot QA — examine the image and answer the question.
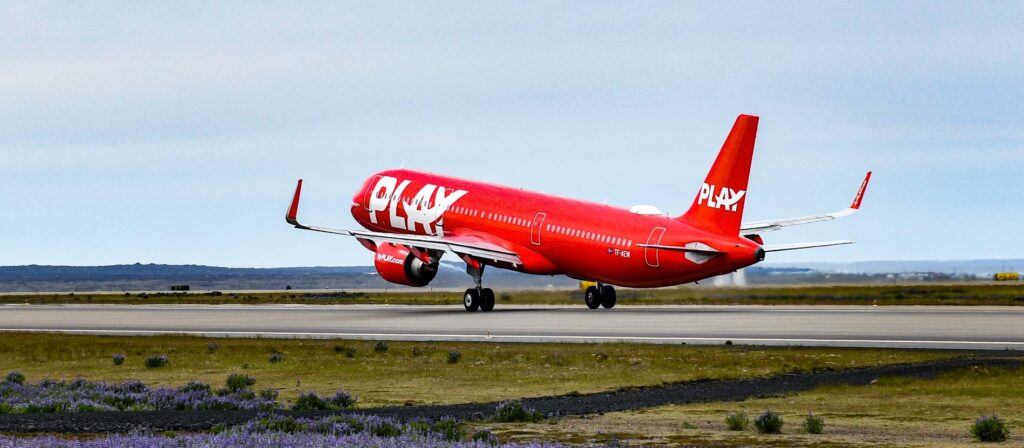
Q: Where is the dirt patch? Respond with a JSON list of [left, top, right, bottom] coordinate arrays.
[[0, 357, 1017, 433]]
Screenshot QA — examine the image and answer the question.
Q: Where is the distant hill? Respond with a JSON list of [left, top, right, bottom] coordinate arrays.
[[0, 258, 1018, 292], [0, 262, 576, 292]]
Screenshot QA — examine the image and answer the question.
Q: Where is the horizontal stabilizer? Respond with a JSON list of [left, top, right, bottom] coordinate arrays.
[[762, 240, 853, 252]]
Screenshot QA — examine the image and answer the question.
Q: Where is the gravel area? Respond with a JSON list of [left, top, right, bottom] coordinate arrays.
[[0, 356, 1017, 433]]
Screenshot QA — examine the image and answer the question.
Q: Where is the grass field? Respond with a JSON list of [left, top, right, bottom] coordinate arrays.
[[493, 364, 1024, 447], [0, 333, 957, 408], [4, 283, 1024, 306]]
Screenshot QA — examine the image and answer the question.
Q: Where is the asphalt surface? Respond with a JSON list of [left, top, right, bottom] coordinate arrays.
[[1, 304, 1022, 350]]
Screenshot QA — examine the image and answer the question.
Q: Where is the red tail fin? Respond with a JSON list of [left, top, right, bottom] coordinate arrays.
[[677, 114, 759, 235]]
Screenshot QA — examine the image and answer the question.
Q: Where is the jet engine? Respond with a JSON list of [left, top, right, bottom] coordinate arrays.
[[373, 243, 439, 287]]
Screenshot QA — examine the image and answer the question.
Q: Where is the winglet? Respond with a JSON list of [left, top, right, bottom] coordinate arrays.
[[286, 179, 303, 226], [850, 171, 871, 210]]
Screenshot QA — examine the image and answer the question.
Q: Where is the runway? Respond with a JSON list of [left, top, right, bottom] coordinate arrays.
[[1, 304, 1022, 350]]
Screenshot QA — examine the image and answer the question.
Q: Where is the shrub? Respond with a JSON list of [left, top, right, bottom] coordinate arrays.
[[447, 350, 461, 364], [144, 355, 169, 368], [333, 345, 356, 358], [803, 412, 824, 434], [233, 388, 256, 401], [411, 346, 423, 356], [207, 343, 220, 353], [291, 392, 330, 410], [259, 388, 279, 401], [5, 371, 26, 385], [226, 373, 256, 392], [472, 428, 499, 444], [593, 352, 609, 362], [409, 420, 431, 434], [253, 414, 305, 433], [972, 414, 1009, 442], [725, 411, 749, 431], [178, 381, 212, 393], [370, 421, 402, 437], [374, 341, 388, 353], [112, 354, 126, 366], [494, 400, 544, 423], [754, 410, 783, 434], [268, 352, 284, 364], [327, 391, 356, 409], [432, 417, 465, 441]]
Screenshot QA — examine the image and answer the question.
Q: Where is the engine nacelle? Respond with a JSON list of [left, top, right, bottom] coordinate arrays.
[[373, 243, 439, 287]]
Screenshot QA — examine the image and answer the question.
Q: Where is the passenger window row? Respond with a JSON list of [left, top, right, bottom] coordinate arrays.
[[544, 223, 631, 247]]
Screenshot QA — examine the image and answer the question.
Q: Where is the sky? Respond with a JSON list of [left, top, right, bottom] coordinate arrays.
[[1, 2, 1022, 267]]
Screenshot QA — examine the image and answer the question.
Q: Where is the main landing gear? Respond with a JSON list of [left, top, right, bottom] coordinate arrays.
[[463, 263, 495, 312], [584, 283, 616, 309]]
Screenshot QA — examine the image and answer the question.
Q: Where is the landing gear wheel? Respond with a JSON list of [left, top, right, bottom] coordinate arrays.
[[584, 286, 601, 309], [463, 288, 480, 312], [600, 285, 616, 309], [480, 288, 495, 311]]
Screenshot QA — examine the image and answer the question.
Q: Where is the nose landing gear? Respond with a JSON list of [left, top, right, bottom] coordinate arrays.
[[584, 283, 616, 309]]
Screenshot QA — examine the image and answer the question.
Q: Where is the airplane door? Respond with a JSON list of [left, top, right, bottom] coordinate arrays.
[[531, 212, 546, 245], [645, 227, 666, 267], [362, 175, 382, 211]]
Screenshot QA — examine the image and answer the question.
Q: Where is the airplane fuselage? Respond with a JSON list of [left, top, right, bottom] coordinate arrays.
[[350, 169, 762, 287]]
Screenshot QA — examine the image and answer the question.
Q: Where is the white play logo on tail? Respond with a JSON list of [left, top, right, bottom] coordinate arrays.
[[697, 183, 745, 212]]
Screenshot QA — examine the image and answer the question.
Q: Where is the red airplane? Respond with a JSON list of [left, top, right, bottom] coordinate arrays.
[[287, 114, 871, 312]]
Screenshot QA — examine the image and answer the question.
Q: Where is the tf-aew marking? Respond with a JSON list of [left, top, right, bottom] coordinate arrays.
[[697, 183, 745, 212], [376, 252, 405, 265], [606, 247, 631, 259], [367, 176, 468, 236]]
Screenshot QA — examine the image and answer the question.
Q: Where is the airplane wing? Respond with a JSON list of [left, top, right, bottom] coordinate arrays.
[[740, 171, 871, 234], [285, 180, 522, 265]]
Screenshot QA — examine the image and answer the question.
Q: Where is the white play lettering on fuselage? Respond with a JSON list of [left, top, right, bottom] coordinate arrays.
[[366, 176, 468, 235], [697, 182, 745, 212]]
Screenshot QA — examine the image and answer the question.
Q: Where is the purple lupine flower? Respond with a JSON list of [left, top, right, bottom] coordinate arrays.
[[1, 376, 283, 413], [0, 413, 567, 447]]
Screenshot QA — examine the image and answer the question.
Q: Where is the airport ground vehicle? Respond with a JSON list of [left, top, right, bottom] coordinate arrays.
[[287, 115, 870, 311]]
